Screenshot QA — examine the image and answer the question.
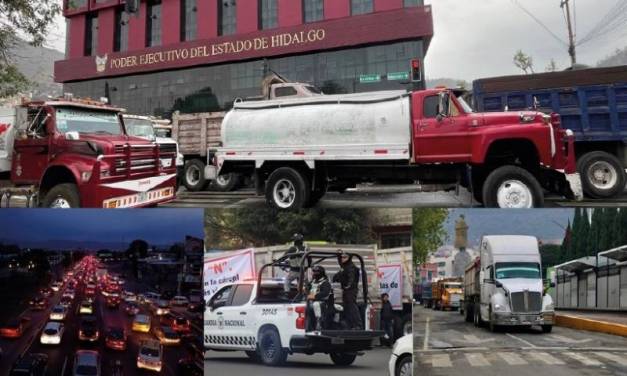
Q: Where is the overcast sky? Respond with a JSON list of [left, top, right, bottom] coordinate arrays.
[[49, 0, 626, 82]]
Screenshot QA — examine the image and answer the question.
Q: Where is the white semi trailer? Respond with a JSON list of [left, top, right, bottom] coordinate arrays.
[[462, 235, 555, 333]]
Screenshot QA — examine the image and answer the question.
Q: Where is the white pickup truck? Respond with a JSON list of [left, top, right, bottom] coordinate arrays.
[[204, 250, 384, 366]]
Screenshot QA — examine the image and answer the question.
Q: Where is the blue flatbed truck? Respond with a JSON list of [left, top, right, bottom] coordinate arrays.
[[473, 65, 627, 198]]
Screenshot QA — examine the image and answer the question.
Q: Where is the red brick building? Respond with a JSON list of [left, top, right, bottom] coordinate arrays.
[[55, 0, 433, 116]]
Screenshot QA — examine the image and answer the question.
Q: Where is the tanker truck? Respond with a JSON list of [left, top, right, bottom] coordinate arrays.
[[0, 96, 177, 208], [462, 235, 555, 333], [205, 88, 583, 209]]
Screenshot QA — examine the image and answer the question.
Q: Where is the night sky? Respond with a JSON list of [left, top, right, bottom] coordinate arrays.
[[0, 209, 203, 250]]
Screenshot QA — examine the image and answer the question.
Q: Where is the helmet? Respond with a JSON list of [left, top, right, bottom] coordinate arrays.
[[292, 233, 304, 241], [312, 265, 326, 278]]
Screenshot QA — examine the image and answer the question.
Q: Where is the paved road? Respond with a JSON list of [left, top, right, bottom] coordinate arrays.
[[413, 304, 627, 376], [0, 259, 200, 376], [205, 347, 392, 376]]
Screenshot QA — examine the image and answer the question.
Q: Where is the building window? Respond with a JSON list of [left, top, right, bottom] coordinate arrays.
[[303, 0, 323, 23], [84, 13, 98, 56], [404, 0, 422, 6], [181, 0, 197, 41], [114, 8, 129, 52], [351, 0, 372, 15], [380, 233, 411, 249], [66, 0, 87, 11], [146, 0, 162, 47], [259, 0, 277, 29], [218, 0, 237, 36]]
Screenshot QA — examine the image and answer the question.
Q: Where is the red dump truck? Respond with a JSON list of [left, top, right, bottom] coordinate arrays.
[[206, 88, 583, 209], [0, 96, 177, 208]]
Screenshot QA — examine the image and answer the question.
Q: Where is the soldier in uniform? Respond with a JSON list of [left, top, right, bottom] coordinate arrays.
[[305, 265, 333, 331], [333, 251, 363, 330], [283, 233, 307, 293]]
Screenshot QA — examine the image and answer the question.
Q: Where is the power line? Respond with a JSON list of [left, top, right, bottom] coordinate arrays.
[[509, 0, 569, 47], [577, 0, 627, 46]]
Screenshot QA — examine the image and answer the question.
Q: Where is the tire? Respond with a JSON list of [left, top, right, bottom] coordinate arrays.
[[265, 167, 310, 210], [482, 165, 544, 208], [41, 183, 80, 208], [258, 328, 287, 366], [464, 303, 473, 323], [473, 303, 483, 328], [329, 352, 357, 366], [541, 325, 553, 333], [471, 167, 486, 204], [211, 173, 239, 192], [577, 151, 626, 199], [488, 307, 499, 333], [245, 350, 260, 362], [183, 159, 208, 192], [395, 355, 412, 376]]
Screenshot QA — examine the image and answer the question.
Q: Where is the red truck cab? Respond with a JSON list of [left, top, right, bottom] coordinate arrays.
[[6, 96, 177, 208]]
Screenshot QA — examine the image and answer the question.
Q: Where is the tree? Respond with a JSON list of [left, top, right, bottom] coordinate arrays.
[[412, 208, 448, 267], [513, 50, 535, 74], [0, 0, 61, 98], [539, 243, 561, 276], [205, 209, 376, 249], [559, 219, 572, 264], [545, 59, 558, 72]]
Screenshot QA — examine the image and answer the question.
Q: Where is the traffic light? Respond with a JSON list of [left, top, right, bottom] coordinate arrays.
[[410, 59, 422, 82]]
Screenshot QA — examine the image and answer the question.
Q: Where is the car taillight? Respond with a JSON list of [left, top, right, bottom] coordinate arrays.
[[295, 306, 306, 330]]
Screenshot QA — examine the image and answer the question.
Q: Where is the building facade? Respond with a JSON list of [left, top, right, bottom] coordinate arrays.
[[55, 0, 433, 117]]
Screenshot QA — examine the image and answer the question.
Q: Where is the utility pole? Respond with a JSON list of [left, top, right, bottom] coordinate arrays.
[[560, 0, 577, 66]]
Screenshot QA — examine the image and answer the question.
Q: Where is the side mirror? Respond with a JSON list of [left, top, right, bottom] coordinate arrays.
[[65, 131, 80, 141], [495, 280, 503, 288], [438, 92, 448, 118]]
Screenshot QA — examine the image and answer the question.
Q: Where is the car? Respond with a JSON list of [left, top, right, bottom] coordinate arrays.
[[137, 339, 163, 372], [79, 300, 93, 315], [60, 296, 73, 307], [132, 314, 151, 333], [172, 316, 191, 334], [187, 295, 204, 313], [105, 294, 121, 308], [63, 289, 76, 300], [170, 296, 189, 307], [154, 325, 180, 345], [49, 305, 68, 321], [125, 303, 140, 316], [0, 317, 30, 338], [78, 316, 99, 342], [152, 300, 170, 316], [9, 353, 48, 376], [141, 292, 161, 305], [123, 291, 137, 303], [73, 350, 100, 376], [40, 322, 64, 345], [29, 297, 48, 311], [51, 282, 63, 292], [388, 334, 412, 376], [105, 327, 127, 350]]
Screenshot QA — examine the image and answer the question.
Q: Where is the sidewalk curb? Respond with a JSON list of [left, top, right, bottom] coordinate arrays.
[[555, 314, 627, 337]]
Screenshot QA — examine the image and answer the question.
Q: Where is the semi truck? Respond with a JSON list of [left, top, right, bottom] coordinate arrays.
[[205, 87, 583, 209], [0, 96, 177, 208], [462, 235, 555, 333], [425, 278, 463, 311], [473, 65, 627, 199]]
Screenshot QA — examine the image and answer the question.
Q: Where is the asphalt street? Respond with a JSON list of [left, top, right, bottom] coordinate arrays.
[[0, 259, 201, 376], [161, 185, 627, 208], [413, 304, 627, 376], [204, 347, 392, 376]]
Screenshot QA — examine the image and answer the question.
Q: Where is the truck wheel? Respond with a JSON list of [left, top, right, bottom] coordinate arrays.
[[183, 159, 208, 191], [211, 173, 240, 192], [578, 151, 626, 198], [482, 165, 544, 208], [488, 308, 499, 333], [395, 355, 412, 376], [329, 352, 357, 366], [265, 167, 310, 210], [541, 325, 553, 333], [464, 304, 473, 323], [258, 328, 287, 366], [473, 304, 483, 328], [41, 183, 80, 208], [245, 350, 260, 362]]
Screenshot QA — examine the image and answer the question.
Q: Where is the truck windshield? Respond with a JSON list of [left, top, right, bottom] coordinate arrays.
[[125, 118, 156, 141], [55, 107, 122, 135], [495, 262, 541, 279]]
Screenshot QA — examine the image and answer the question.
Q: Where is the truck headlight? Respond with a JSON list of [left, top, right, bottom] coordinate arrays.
[[493, 304, 507, 312]]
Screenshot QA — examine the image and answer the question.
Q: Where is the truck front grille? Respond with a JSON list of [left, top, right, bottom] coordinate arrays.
[[110, 144, 159, 176], [510, 291, 542, 313]]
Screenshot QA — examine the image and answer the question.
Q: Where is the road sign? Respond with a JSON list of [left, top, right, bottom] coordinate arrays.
[[360, 74, 381, 83], [388, 71, 410, 81]]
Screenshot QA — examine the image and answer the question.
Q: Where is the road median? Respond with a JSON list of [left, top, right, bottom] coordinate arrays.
[[555, 313, 627, 337]]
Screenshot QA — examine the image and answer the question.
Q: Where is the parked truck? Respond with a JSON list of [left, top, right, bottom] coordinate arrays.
[[206, 87, 583, 209], [375, 246, 413, 338], [430, 278, 463, 311], [462, 235, 555, 333], [473, 65, 627, 199], [0, 96, 177, 208], [172, 74, 321, 192]]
